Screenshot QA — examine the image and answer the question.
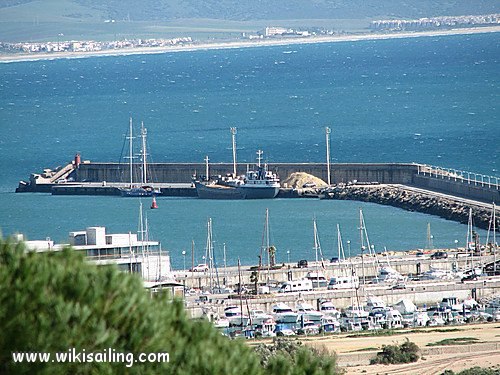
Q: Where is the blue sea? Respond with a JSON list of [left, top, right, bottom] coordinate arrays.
[[0, 33, 498, 268]]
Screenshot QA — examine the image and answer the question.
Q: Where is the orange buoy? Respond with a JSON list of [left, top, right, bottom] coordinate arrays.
[[150, 196, 158, 209]]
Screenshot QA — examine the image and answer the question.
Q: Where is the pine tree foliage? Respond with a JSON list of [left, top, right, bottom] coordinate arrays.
[[0, 238, 342, 374]]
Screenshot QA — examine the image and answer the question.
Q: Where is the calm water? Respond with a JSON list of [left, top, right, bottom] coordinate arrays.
[[0, 33, 498, 268]]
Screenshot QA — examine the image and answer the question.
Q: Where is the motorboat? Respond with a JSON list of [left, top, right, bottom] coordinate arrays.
[[306, 271, 328, 288], [319, 300, 341, 319], [224, 306, 250, 327], [374, 266, 406, 284], [272, 303, 299, 324], [296, 302, 323, 323], [250, 309, 274, 325]]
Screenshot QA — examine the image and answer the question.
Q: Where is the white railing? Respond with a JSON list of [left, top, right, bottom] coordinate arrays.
[[416, 164, 500, 190]]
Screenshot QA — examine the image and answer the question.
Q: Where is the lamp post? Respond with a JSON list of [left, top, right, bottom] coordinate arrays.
[[182, 250, 186, 270], [347, 240, 351, 259], [287, 250, 290, 264]]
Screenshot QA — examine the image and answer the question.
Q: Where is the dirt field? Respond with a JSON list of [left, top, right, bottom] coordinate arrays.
[[300, 323, 500, 374]]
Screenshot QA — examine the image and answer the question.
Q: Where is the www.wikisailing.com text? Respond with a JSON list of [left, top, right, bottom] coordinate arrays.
[[12, 348, 169, 368]]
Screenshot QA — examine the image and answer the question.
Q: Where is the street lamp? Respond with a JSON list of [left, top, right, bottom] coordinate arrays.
[[454, 239, 459, 249], [181, 250, 186, 270], [347, 240, 351, 259], [287, 250, 290, 264]]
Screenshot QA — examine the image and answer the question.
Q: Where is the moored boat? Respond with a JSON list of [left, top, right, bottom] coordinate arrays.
[[272, 303, 299, 324]]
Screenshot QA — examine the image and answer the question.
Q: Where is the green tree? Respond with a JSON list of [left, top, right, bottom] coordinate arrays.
[[0, 238, 342, 374], [0, 238, 260, 375]]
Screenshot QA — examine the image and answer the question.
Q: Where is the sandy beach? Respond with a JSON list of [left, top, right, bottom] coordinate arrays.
[[302, 322, 500, 374], [1, 26, 499, 63]]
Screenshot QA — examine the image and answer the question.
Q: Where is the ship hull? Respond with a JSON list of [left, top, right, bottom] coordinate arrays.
[[195, 182, 279, 200]]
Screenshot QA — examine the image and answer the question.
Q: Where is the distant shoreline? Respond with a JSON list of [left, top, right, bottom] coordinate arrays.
[[1, 26, 499, 63]]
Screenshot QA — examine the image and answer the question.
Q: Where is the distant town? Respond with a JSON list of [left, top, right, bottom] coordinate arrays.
[[370, 13, 499, 31], [0, 13, 498, 56]]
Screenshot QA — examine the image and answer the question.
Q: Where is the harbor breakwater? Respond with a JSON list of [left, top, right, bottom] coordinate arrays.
[[323, 184, 495, 230], [16, 160, 498, 229]]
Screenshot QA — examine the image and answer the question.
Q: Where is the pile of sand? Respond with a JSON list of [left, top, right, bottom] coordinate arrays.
[[282, 172, 328, 189]]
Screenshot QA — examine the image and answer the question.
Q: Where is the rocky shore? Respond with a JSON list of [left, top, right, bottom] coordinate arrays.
[[323, 184, 495, 231]]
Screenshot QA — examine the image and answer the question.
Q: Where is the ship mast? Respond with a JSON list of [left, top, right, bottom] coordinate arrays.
[[257, 150, 263, 168], [204, 155, 210, 181], [230, 127, 237, 176]]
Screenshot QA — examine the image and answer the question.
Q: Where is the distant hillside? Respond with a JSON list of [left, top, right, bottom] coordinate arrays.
[[0, 0, 499, 42], [3, 0, 500, 22]]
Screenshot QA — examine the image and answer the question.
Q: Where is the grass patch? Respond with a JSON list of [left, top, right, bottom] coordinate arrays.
[[427, 337, 479, 346], [407, 328, 464, 334], [348, 347, 379, 353], [346, 327, 464, 338], [346, 329, 401, 338]]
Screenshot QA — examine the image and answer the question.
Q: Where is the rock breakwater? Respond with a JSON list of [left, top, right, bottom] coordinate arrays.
[[323, 185, 496, 231]]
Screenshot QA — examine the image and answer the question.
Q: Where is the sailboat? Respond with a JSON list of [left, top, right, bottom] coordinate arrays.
[[327, 224, 359, 290], [307, 217, 327, 288], [119, 118, 161, 197]]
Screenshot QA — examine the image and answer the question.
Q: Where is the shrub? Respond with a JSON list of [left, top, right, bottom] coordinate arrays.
[[370, 338, 419, 365], [254, 339, 344, 375]]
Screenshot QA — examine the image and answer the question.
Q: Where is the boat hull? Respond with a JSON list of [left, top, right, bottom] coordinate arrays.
[[119, 187, 161, 197], [195, 181, 279, 200]]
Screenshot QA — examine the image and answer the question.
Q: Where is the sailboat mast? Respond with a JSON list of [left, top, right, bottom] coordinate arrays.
[[493, 203, 497, 274], [128, 118, 133, 187], [466, 208, 473, 270], [313, 218, 319, 266], [265, 208, 270, 280], [237, 258, 244, 327], [337, 223, 342, 260], [141, 121, 147, 185], [359, 208, 366, 286], [206, 218, 213, 291], [325, 126, 331, 186], [230, 127, 237, 176]]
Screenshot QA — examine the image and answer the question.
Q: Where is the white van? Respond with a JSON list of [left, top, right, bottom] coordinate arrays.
[[327, 275, 359, 290], [279, 279, 313, 293]]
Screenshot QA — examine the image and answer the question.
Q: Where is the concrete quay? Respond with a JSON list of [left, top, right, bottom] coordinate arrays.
[[178, 252, 500, 318], [184, 276, 500, 319], [178, 253, 495, 289]]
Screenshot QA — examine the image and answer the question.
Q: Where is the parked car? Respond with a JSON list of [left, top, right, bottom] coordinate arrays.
[[297, 259, 308, 268], [190, 264, 208, 272], [430, 251, 448, 260]]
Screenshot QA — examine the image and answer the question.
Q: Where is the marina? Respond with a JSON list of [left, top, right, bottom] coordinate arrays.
[[1, 7, 499, 374]]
